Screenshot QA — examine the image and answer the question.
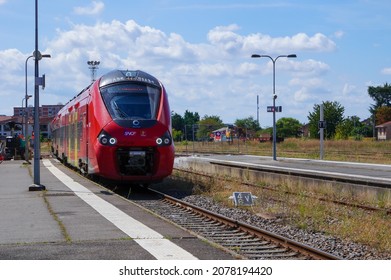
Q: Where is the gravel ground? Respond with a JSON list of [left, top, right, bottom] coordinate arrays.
[[180, 194, 391, 260]]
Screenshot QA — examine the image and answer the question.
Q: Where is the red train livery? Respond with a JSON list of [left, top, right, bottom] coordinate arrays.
[[51, 70, 174, 184]]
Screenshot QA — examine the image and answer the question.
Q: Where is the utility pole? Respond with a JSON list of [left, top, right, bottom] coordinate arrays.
[[319, 104, 325, 160], [257, 95, 259, 127]]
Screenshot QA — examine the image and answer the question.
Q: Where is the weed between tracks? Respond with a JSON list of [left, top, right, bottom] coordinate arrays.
[[166, 169, 391, 255]]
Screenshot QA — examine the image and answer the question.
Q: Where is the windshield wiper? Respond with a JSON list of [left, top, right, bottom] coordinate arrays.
[[113, 102, 129, 118]]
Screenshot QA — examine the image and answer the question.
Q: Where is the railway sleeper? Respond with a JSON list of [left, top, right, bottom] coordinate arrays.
[[226, 241, 271, 248], [202, 229, 244, 237], [218, 239, 267, 246], [242, 248, 288, 254], [177, 217, 213, 222], [240, 244, 280, 251], [178, 220, 224, 227], [182, 224, 225, 230], [249, 252, 301, 259], [211, 235, 259, 242]]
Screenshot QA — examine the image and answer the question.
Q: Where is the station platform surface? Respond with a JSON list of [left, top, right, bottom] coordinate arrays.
[[0, 158, 234, 260], [175, 154, 391, 188]]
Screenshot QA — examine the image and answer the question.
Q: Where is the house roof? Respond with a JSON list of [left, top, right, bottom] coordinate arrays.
[[0, 116, 18, 124], [375, 121, 391, 128]]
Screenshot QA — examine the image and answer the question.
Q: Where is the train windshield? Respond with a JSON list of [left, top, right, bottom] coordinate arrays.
[[100, 83, 161, 120]]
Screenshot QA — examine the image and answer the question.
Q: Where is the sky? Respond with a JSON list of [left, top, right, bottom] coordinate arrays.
[[1, 0, 391, 127]]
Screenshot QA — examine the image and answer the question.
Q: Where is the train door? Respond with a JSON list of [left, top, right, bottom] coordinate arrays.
[[77, 97, 89, 173]]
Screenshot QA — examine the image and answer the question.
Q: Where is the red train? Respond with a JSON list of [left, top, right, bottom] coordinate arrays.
[[51, 70, 174, 184]]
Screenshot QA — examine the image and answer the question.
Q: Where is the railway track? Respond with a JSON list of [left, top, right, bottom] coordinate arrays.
[[130, 188, 341, 260]]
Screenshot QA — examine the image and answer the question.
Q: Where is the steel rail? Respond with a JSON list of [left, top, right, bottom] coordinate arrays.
[[150, 188, 342, 260]]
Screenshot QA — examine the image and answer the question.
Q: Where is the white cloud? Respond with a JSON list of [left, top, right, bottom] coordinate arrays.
[[381, 67, 391, 75], [334, 30, 344, 38], [293, 87, 313, 102], [342, 83, 357, 96], [0, 20, 340, 123], [73, 1, 104, 16], [207, 25, 336, 56]]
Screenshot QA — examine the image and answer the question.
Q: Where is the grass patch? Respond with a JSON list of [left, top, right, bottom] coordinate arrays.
[[171, 169, 391, 254], [175, 138, 391, 164]]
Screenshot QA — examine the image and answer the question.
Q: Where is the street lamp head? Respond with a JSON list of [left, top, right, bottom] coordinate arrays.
[[287, 54, 297, 58], [251, 54, 261, 58], [32, 51, 51, 61], [87, 60, 100, 66], [27, 95, 32, 99]]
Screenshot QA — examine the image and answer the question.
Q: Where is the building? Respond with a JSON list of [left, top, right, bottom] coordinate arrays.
[[0, 116, 22, 138], [0, 104, 63, 140], [375, 121, 391, 140], [13, 104, 63, 120]]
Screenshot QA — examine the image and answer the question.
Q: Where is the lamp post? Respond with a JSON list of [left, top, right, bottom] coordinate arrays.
[[25, 54, 33, 164], [251, 53, 296, 160], [29, 0, 51, 191], [25, 53, 50, 164], [22, 94, 32, 162], [87, 60, 100, 83]]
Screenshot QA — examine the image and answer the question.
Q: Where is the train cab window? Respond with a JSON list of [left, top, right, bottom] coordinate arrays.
[[100, 83, 161, 120]]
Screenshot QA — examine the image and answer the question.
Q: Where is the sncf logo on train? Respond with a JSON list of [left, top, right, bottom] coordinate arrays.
[[124, 131, 136, 136]]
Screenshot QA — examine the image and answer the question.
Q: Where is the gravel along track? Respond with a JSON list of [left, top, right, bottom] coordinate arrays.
[[179, 195, 391, 260], [112, 180, 389, 260], [132, 191, 339, 260]]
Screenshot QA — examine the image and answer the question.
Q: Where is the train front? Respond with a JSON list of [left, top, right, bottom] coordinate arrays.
[[94, 70, 174, 184]]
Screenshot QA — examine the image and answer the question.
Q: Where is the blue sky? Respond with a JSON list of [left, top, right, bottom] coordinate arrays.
[[1, 0, 391, 126]]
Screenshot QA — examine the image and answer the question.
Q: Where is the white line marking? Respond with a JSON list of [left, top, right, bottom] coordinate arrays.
[[194, 157, 391, 183], [42, 159, 198, 260]]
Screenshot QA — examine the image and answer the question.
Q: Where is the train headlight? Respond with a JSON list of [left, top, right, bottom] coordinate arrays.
[[101, 137, 108, 145], [156, 131, 172, 146], [98, 130, 117, 146]]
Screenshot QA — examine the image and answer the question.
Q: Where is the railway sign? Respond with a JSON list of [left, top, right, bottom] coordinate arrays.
[[267, 106, 282, 112], [318, 121, 327, 129], [231, 192, 257, 207]]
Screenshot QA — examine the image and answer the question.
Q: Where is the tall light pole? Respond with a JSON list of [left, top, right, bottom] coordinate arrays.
[[251, 53, 296, 160], [25, 53, 50, 164], [87, 60, 100, 83], [29, 0, 51, 191]]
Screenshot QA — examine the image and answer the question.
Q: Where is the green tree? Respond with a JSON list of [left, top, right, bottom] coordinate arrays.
[[172, 128, 183, 142], [172, 112, 184, 132], [183, 110, 200, 140], [368, 83, 391, 114], [276, 117, 302, 138], [375, 106, 391, 125], [335, 116, 371, 140], [335, 119, 354, 140], [307, 101, 344, 139], [234, 116, 260, 138], [234, 116, 260, 131], [196, 115, 224, 140]]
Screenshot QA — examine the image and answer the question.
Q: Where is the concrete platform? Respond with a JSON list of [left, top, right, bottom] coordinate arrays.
[[175, 154, 391, 204], [0, 159, 234, 260]]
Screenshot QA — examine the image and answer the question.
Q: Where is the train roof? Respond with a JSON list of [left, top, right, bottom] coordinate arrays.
[[99, 70, 161, 88]]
